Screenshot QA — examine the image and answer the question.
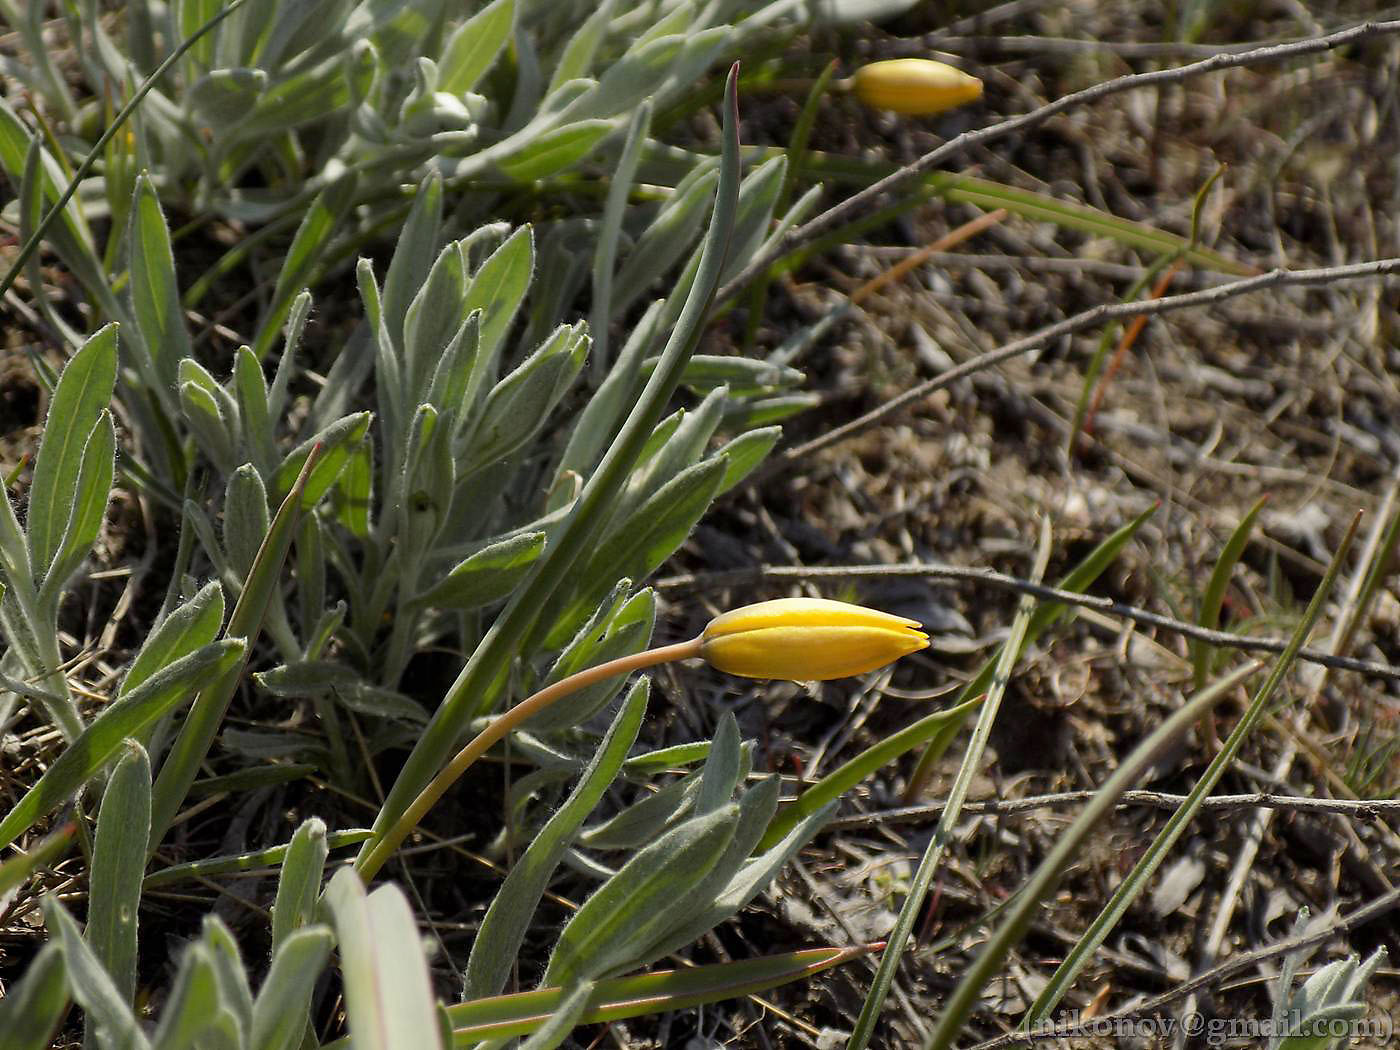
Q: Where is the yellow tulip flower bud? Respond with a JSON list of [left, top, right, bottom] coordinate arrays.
[[700, 597, 929, 681], [849, 59, 983, 117]]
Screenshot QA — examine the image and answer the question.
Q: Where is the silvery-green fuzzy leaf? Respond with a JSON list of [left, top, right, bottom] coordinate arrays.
[[465, 679, 648, 999], [127, 176, 189, 405], [147, 942, 219, 1050], [560, 33, 686, 122], [29, 325, 117, 580], [522, 219, 592, 354], [437, 0, 514, 95], [459, 225, 534, 410], [544, 802, 740, 987], [459, 323, 588, 475], [712, 427, 780, 493], [322, 869, 445, 1050], [498, 119, 615, 182], [0, 944, 68, 1050], [578, 769, 703, 852], [44, 899, 150, 1050], [85, 742, 151, 1030], [653, 355, 804, 399], [426, 310, 481, 434], [722, 392, 820, 429], [234, 347, 277, 477], [224, 464, 270, 579], [561, 457, 726, 635], [123, 582, 225, 699], [254, 660, 361, 696], [199, 916, 254, 1042], [403, 239, 471, 403], [0, 639, 245, 852], [631, 796, 831, 972], [272, 817, 329, 950], [249, 928, 333, 1050], [616, 385, 726, 517], [695, 713, 742, 815], [553, 299, 666, 493], [414, 530, 545, 611], [179, 358, 241, 473], [336, 682, 429, 722], [272, 411, 373, 509], [532, 588, 654, 732], [719, 156, 786, 287], [613, 163, 717, 316], [381, 173, 444, 351], [545, 0, 614, 94], [188, 67, 268, 126], [38, 410, 114, 612]]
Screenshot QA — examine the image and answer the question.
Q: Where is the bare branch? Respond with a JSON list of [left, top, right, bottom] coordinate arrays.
[[757, 257, 1400, 476], [717, 19, 1400, 304]]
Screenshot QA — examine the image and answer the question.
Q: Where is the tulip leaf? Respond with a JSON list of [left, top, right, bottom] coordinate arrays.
[[449, 945, 874, 1045], [464, 679, 648, 999], [1192, 494, 1268, 688], [143, 829, 369, 890]]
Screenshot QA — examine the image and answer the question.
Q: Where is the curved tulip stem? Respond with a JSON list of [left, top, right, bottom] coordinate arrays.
[[356, 636, 704, 882]]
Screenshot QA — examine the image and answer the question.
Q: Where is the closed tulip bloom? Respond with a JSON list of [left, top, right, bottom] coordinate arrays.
[[849, 59, 983, 116], [700, 597, 929, 681]]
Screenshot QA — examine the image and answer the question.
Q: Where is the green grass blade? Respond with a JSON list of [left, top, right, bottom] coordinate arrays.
[[1193, 493, 1269, 688], [757, 693, 985, 853], [848, 518, 1054, 1050], [0, 822, 75, 903], [149, 449, 320, 845], [0, 640, 244, 852], [924, 660, 1263, 1049], [85, 741, 151, 1032], [1024, 512, 1361, 1027], [143, 829, 369, 890], [446, 945, 876, 1045], [357, 66, 742, 874]]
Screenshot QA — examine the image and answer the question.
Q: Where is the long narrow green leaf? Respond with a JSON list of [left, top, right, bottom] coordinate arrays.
[[590, 101, 651, 380], [85, 741, 152, 1026], [358, 66, 743, 871], [465, 679, 648, 998], [39, 410, 115, 613], [1193, 494, 1269, 688], [923, 661, 1263, 1049], [149, 449, 320, 845], [143, 829, 369, 889], [1022, 514, 1361, 1028], [0, 640, 244, 852], [446, 945, 876, 1045], [0, 822, 75, 905]]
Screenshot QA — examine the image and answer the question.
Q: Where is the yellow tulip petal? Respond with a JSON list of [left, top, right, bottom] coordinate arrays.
[[700, 598, 928, 681], [851, 59, 983, 117]]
